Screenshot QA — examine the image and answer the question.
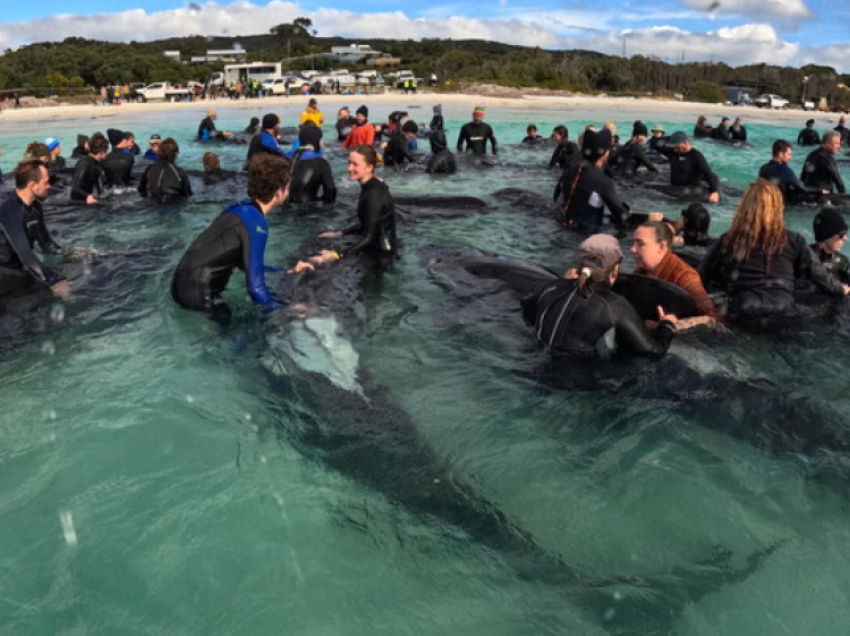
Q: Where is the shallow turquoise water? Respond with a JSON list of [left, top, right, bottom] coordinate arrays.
[[2, 104, 850, 635]]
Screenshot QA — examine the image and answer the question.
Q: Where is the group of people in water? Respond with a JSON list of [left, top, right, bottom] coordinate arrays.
[[2, 99, 850, 363]]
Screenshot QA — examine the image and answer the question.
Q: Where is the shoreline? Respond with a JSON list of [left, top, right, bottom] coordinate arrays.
[[0, 91, 838, 127]]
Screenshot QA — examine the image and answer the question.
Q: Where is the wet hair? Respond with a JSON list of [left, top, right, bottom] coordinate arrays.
[[823, 130, 840, 145], [90, 136, 109, 155], [772, 139, 792, 156], [576, 256, 619, 296], [25, 142, 50, 161], [720, 180, 787, 264], [13, 159, 47, 189], [639, 221, 674, 249], [352, 144, 379, 168], [527, 124, 538, 134], [246, 153, 291, 204], [202, 151, 220, 172], [159, 138, 179, 163], [552, 125, 568, 142], [682, 203, 712, 245]]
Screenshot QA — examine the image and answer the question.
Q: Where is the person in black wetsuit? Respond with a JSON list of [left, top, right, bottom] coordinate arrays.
[[694, 115, 712, 139], [44, 138, 66, 170], [555, 129, 629, 232], [197, 108, 231, 141], [611, 121, 658, 177], [522, 124, 544, 145], [759, 139, 822, 205], [658, 131, 721, 203], [171, 153, 306, 323], [548, 126, 579, 171], [798, 119, 820, 146], [102, 128, 135, 189], [730, 117, 747, 142], [426, 130, 457, 174], [247, 113, 284, 162], [648, 124, 669, 156], [429, 104, 444, 132], [137, 138, 193, 203], [70, 136, 108, 204], [309, 145, 397, 269], [0, 159, 71, 301], [286, 125, 337, 204], [201, 152, 238, 185], [700, 180, 848, 318], [71, 135, 90, 160], [520, 233, 678, 358], [801, 131, 845, 194], [244, 117, 260, 135], [457, 106, 497, 156], [679, 203, 715, 248], [811, 208, 850, 285], [383, 120, 418, 167], [834, 116, 850, 148], [710, 117, 733, 142], [335, 107, 356, 142]]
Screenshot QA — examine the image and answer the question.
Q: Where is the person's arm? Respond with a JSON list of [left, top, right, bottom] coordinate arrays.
[[613, 297, 676, 356], [488, 125, 498, 155], [829, 159, 846, 194], [457, 125, 468, 153], [548, 145, 560, 169], [238, 217, 281, 308], [137, 165, 150, 197], [798, 130, 805, 144], [694, 152, 720, 192], [32, 204, 63, 255], [795, 234, 846, 296], [0, 205, 55, 286], [595, 173, 629, 226], [319, 160, 337, 203], [675, 266, 722, 321], [339, 187, 384, 256], [698, 238, 724, 291], [71, 160, 94, 201], [179, 167, 193, 197], [632, 144, 657, 173]]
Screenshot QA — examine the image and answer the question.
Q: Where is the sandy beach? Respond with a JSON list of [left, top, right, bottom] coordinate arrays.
[[0, 90, 840, 127]]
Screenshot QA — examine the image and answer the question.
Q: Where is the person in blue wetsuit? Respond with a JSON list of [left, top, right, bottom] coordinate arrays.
[[143, 134, 162, 161], [285, 125, 336, 204], [170, 153, 309, 323], [197, 108, 232, 141], [758, 139, 822, 205], [246, 113, 284, 162], [0, 159, 71, 301]]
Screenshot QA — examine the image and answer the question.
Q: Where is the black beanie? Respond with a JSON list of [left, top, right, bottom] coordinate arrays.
[[107, 128, 125, 147], [582, 129, 613, 160], [632, 121, 648, 138], [401, 120, 419, 134], [814, 208, 848, 242], [682, 203, 711, 234], [298, 125, 323, 148], [356, 105, 368, 117], [262, 113, 280, 129]]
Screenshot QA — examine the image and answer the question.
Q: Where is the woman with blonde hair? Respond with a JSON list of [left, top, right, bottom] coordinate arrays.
[[700, 179, 848, 317]]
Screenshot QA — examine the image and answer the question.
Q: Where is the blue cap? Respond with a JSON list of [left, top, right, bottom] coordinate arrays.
[[45, 137, 60, 151], [665, 131, 689, 147]]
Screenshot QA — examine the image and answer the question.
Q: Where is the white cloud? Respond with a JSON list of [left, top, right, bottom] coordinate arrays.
[[679, 0, 813, 26]]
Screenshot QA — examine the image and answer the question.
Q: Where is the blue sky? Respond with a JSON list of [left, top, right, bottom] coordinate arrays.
[[3, 0, 850, 71]]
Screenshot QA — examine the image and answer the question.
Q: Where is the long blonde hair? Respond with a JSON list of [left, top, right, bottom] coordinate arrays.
[[720, 180, 788, 263]]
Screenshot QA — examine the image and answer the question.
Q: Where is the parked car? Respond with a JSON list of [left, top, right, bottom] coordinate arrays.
[[261, 75, 311, 95], [754, 94, 789, 109]]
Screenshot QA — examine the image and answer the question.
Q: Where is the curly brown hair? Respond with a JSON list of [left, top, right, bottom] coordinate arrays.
[[246, 153, 291, 204]]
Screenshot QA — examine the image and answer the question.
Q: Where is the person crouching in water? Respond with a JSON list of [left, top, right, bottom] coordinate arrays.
[[171, 153, 311, 324], [138, 138, 193, 203], [811, 208, 850, 285], [521, 234, 679, 358], [383, 120, 419, 167], [426, 130, 457, 174]]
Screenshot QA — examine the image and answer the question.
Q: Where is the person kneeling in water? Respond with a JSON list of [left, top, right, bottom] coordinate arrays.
[[138, 138, 193, 203], [521, 234, 678, 358], [811, 208, 850, 285], [171, 153, 311, 323]]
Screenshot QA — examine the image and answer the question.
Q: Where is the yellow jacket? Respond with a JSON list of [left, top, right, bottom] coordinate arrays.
[[300, 106, 324, 127]]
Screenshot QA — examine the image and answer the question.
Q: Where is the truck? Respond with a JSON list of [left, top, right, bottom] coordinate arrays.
[[135, 82, 194, 103], [219, 62, 284, 87]]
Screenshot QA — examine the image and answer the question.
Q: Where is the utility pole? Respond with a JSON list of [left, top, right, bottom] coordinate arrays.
[[622, 38, 626, 58]]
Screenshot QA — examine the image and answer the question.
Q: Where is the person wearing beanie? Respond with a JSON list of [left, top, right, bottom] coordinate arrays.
[[555, 129, 629, 232], [758, 139, 822, 205], [548, 125, 579, 171], [611, 121, 657, 177], [426, 129, 456, 174], [341, 105, 375, 148], [834, 115, 850, 148], [520, 233, 679, 358], [730, 116, 747, 142], [657, 131, 721, 203], [801, 130, 845, 194], [247, 113, 284, 162], [71, 134, 90, 159], [429, 104, 444, 131], [710, 116, 733, 142], [285, 125, 337, 205], [798, 119, 820, 146], [101, 128, 135, 189], [811, 208, 850, 284], [457, 106, 497, 155], [299, 98, 324, 127], [336, 106, 356, 142], [44, 138, 66, 171], [144, 134, 162, 162], [383, 119, 419, 167]]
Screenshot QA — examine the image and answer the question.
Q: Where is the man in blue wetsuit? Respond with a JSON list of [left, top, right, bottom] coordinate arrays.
[[758, 139, 823, 205], [0, 159, 71, 301], [246, 113, 284, 162], [170, 153, 310, 323]]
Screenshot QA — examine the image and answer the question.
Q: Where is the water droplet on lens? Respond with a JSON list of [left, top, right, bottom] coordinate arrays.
[[244, 412, 253, 421], [41, 341, 56, 355], [59, 510, 78, 546], [50, 304, 65, 323], [433, 478, 441, 484], [604, 608, 616, 621], [185, 395, 195, 403]]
